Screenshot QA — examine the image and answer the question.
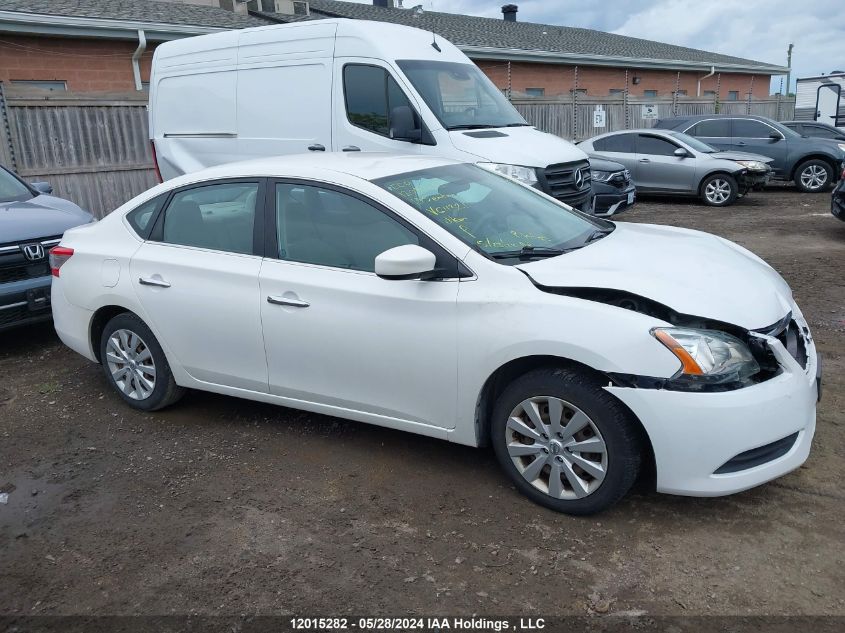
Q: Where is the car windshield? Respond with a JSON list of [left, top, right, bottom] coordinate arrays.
[[396, 60, 528, 130], [373, 164, 609, 262], [0, 167, 34, 203], [669, 132, 717, 153]]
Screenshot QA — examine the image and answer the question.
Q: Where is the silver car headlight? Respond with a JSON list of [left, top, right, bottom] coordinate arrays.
[[652, 327, 759, 385], [837, 143, 845, 154], [734, 160, 768, 171], [478, 163, 539, 187]]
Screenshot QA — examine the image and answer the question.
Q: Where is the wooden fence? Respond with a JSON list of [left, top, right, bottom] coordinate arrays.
[[0, 85, 156, 219], [0, 84, 797, 219], [512, 96, 796, 142]]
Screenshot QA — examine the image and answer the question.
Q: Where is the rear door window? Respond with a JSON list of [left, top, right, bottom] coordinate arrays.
[[593, 133, 636, 153], [126, 195, 165, 239], [731, 119, 775, 138], [636, 135, 679, 156], [687, 119, 731, 137]]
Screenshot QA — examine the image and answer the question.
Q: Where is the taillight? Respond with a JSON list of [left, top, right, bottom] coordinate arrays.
[[49, 246, 74, 277], [150, 139, 163, 183]]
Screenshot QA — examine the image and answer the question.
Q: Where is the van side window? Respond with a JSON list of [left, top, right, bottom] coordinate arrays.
[[158, 182, 259, 255], [343, 65, 422, 141]]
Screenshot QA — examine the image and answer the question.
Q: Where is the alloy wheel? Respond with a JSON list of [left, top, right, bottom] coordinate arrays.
[[704, 178, 731, 204], [800, 165, 828, 191], [505, 397, 608, 499], [106, 328, 156, 400]]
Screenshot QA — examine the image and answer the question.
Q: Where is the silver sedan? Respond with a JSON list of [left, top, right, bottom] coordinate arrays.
[[579, 129, 772, 206]]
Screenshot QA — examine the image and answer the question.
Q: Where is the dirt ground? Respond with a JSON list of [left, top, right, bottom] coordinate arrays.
[[1, 185, 844, 618]]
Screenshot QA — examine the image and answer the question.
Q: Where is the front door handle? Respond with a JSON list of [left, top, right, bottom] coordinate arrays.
[[638, 158, 650, 163], [139, 276, 171, 288], [308, 144, 326, 152], [267, 295, 309, 308], [342, 145, 361, 152], [736, 141, 747, 146]]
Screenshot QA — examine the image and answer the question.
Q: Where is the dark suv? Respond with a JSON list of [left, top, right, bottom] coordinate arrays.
[[655, 114, 845, 193], [0, 165, 93, 331]]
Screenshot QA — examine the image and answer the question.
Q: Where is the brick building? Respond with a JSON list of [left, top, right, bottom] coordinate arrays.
[[0, 0, 786, 97]]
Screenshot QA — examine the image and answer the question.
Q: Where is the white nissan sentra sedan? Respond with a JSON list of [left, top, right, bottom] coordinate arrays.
[[50, 153, 819, 515]]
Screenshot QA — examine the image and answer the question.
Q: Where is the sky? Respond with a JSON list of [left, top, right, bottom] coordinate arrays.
[[345, 0, 845, 93]]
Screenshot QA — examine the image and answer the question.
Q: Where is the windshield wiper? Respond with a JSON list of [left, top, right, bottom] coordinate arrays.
[[504, 123, 532, 127], [490, 246, 570, 260], [447, 124, 497, 130], [583, 228, 614, 245]]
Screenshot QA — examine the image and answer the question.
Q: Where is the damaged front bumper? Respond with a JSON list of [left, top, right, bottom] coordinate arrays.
[[737, 167, 773, 194], [606, 305, 818, 496]]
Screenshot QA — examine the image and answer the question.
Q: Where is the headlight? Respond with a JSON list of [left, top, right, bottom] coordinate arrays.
[[652, 327, 759, 385], [591, 170, 613, 182], [837, 143, 845, 153], [478, 163, 538, 187], [734, 160, 768, 171]]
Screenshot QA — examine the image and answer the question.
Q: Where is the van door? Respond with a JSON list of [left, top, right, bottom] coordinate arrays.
[[816, 84, 841, 126], [236, 23, 337, 157], [332, 59, 427, 154]]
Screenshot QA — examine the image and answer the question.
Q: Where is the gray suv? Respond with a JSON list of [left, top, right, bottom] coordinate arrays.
[[0, 165, 93, 331], [655, 114, 845, 193]]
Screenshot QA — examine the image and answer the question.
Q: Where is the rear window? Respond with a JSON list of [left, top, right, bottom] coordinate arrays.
[[687, 119, 730, 137], [126, 195, 165, 239]]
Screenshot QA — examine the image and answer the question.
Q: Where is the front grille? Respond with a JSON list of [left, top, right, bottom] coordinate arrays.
[[714, 431, 799, 474], [0, 236, 59, 286], [0, 261, 50, 284], [540, 159, 592, 203], [756, 314, 808, 369]]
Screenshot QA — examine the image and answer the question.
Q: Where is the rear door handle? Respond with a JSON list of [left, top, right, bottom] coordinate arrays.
[[638, 158, 650, 163], [342, 145, 361, 152], [139, 276, 171, 288], [308, 144, 326, 152], [267, 295, 309, 308], [736, 141, 747, 146]]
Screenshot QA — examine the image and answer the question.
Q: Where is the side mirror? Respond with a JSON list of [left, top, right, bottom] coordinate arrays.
[[389, 105, 422, 143], [769, 132, 783, 141], [30, 181, 53, 194], [375, 245, 437, 280], [673, 147, 689, 158]]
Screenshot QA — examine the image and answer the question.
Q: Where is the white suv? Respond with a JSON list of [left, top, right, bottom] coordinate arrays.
[[50, 153, 819, 515]]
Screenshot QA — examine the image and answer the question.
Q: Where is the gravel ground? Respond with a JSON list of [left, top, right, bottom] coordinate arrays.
[[1, 185, 844, 618]]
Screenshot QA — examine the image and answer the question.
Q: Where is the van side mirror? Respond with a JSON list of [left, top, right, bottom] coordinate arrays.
[[30, 181, 53, 194], [375, 245, 437, 280], [389, 106, 422, 143], [673, 147, 689, 158]]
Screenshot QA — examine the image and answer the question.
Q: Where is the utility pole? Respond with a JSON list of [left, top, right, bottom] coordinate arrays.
[[786, 43, 794, 95]]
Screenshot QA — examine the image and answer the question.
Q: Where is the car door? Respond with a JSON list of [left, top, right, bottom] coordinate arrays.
[[685, 118, 732, 151], [333, 60, 428, 154], [130, 179, 269, 393], [729, 119, 790, 177], [590, 133, 638, 172], [633, 134, 697, 193], [259, 180, 461, 430]]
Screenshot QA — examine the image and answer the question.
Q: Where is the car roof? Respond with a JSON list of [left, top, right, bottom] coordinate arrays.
[[162, 153, 461, 189]]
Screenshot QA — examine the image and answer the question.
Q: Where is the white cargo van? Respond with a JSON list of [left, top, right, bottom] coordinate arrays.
[[149, 19, 593, 209]]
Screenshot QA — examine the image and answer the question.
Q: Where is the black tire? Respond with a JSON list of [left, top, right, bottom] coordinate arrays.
[[491, 367, 643, 515], [700, 173, 738, 207], [794, 159, 833, 193], [99, 312, 184, 411]]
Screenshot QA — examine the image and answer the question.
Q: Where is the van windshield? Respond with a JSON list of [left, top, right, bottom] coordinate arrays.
[[396, 60, 528, 130], [373, 163, 608, 262]]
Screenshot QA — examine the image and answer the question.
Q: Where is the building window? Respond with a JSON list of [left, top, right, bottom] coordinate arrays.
[[141, 82, 150, 92], [703, 90, 716, 97], [569, 88, 587, 96], [609, 88, 624, 95], [10, 80, 67, 92], [728, 91, 739, 101], [524, 87, 545, 97], [643, 90, 658, 98], [674, 89, 687, 96]]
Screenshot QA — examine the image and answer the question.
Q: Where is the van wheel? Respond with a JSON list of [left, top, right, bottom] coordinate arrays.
[[795, 159, 832, 192], [700, 173, 738, 206], [491, 367, 642, 515], [99, 313, 184, 411]]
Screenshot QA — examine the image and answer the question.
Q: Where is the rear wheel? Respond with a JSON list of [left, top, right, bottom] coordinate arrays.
[[700, 173, 738, 206], [491, 367, 643, 515], [99, 313, 184, 411], [794, 159, 833, 193]]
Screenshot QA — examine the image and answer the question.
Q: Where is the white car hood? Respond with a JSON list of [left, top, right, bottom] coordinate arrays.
[[517, 223, 793, 330], [447, 126, 588, 168]]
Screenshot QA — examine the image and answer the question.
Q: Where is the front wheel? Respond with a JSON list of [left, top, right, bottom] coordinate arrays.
[[794, 159, 833, 193], [491, 367, 643, 515], [700, 173, 738, 206], [99, 312, 184, 411]]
